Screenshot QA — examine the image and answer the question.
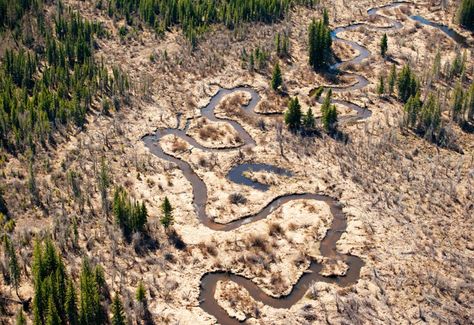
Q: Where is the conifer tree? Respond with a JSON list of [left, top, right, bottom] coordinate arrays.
[[46, 296, 61, 325], [161, 197, 173, 229], [271, 62, 283, 91], [136, 281, 146, 303], [388, 64, 397, 95], [4, 236, 21, 295], [111, 294, 126, 325], [377, 75, 385, 95], [79, 258, 101, 325], [303, 108, 315, 129], [452, 82, 465, 122], [321, 90, 337, 132], [65, 279, 79, 325], [323, 8, 329, 26], [284, 97, 302, 131], [404, 93, 422, 128], [458, 0, 474, 30], [308, 18, 332, 70], [397, 64, 418, 103], [380, 33, 388, 58]]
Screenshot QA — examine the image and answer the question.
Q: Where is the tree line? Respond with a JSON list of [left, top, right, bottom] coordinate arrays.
[[105, 0, 297, 46], [0, 5, 129, 153]]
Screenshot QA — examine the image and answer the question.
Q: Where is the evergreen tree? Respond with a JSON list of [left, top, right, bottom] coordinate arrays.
[[380, 33, 388, 58], [79, 258, 101, 325], [321, 90, 337, 132], [136, 281, 146, 303], [466, 82, 474, 121], [65, 279, 79, 325], [113, 186, 148, 237], [0, 188, 8, 216], [284, 97, 302, 131], [458, 0, 474, 30], [160, 197, 173, 229], [308, 18, 332, 70], [404, 93, 422, 128], [419, 93, 441, 137], [4, 236, 21, 294], [46, 295, 61, 325], [452, 82, 465, 122], [303, 107, 315, 129], [397, 64, 418, 103], [323, 8, 329, 26], [271, 62, 283, 91], [377, 75, 385, 95], [111, 294, 126, 325], [388, 64, 396, 95]]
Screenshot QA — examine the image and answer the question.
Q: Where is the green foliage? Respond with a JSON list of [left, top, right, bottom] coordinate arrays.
[[377, 75, 385, 95], [31, 238, 69, 325], [466, 82, 474, 121], [458, 0, 474, 30], [308, 18, 332, 70], [242, 46, 269, 71], [397, 64, 418, 103], [0, 8, 129, 153], [136, 281, 146, 303], [321, 90, 337, 132], [0, 188, 7, 216], [403, 93, 422, 128], [79, 258, 107, 325], [419, 94, 441, 137], [284, 97, 302, 131], [113, 186, 148, 237], [108, 0, 293, 44], [160, 196, 173, 229], [380, 33, 388, 58], [65, 279, 79, 325], [271, 62, 282, 91], [275, 32, 290, 57], [302, 107, 315, 129], [111, 294, 126, 325], [388, 64, 396, 95], [311, 86, 324, 100], [3, 236, 21, 292], [451, 82, 465, 123]]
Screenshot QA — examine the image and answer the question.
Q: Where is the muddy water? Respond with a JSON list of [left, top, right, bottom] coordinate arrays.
[[143, 85, 365, 324], [409, 15, 468, 47], [142, 2, 461, 323]]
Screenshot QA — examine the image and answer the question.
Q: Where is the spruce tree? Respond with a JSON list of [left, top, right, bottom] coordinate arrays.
[[303, 108, 315, 129], [111, 294, 126, 325], [380, 33, 388, 58], [452, 82, 465, 122], [271, 62, 283, 91], [79, 258, 101, 325], [284, 97, 302, 131], [377, 75, 385, 95], [4, 237, 21, 294], [136, 281, 146, 303], [404, 93, 422, 128], [160, 197, 173, 229], [321, 90, 337, 132], [388, 64, 396, 95], [65, 279, 79, 325], [308, 18, 332, 70], [46, 295, 61, 325], [458, 0, 474, 30], [397, 64, 418, 103]]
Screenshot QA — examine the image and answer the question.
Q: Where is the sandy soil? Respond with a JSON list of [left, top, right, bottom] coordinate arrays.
[[1, 0, 473, 324]]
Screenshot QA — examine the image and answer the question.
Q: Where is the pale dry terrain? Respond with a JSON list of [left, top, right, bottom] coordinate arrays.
[[1, 0, 473, 324]]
